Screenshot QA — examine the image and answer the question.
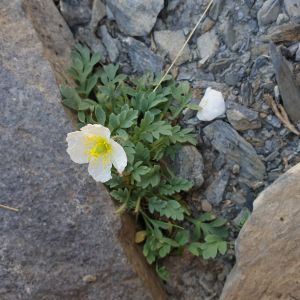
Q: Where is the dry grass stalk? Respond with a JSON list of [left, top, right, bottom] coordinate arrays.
[[263, 94, 299, 136], [0, 204, 19, 212]]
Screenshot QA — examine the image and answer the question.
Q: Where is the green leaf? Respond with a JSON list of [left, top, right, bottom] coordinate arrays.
[[116, 129, 128, 139], [192, 226, 201, 242], [137, 165, 160, 189], [108, 113, 118, 130], [154, 181, 174, 195], [187, 242, 203, 256], [148, 197, 167, 214], [175, 230, 189, 246], [160, 200, 184, 221], [159, 244, 171, 258], [110, 188, 129, 203], [78, 111, 85, 123], [86, 75, 98, 97], [60, 85, 81, 111], [171, 86, 182, 102], [171, 178, 193, 193], [218, 241, 227, 255], [149, 219, 170, 230], [187, 103, 201, 111], [95, 105, 106, 125], [211, 219, 227, 228], [76, 123, 86, 130], [156, 265, 169, 281], [161, 237, 180, 247], [132, 162, 150, 182], [106, 174, 125, 189], [134, 142, 150, 164], [204, 234, 222, 243]]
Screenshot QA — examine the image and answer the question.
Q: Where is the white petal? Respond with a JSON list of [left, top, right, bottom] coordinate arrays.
[[81, 124, 111, 138], [110, 140, 127, 173], [88, 159, 112, 182], [66, 132, 89, 164]]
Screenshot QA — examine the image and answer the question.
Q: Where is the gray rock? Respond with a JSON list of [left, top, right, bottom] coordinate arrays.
[[284, 0, 300, 20], [167, 0, 181, 11], [100, 25, 119, 63], [0, 1, 167, 299], [232, 164, 241, 175], [233, 207, 251, 226], [197, 28, 219, 59], [204, 120, 266, 180], [204, 169, 231, 204], [266, 150, 280, 161], [209, 0, 226, 21], [240, 81, 253, 107], [164, 145, 204, 189], [90, 0, 106, 33], [208, 58, 236, 75], [270, 41, 300, 123], [276, 13, 289, 25], [226, 101, 261, 131], [258, 24, 300, 46], [121, 36, 163, 76], [75, 27, 108, 62], [251, 43, 270, 56], [219, 21, 236, 51], [221, 163, 300, 300], [257, 0, 282, 28], [154, 30, 190, 66], [106, 4, 115, 20], [244, 0, 255, 8], [60, 0, 92, 28], [296, 46, 300, 61], [267, 115, 282, 128], [106, 0, 164, 36], [201, 17, 216, 34], [224, 73, 239, 86]]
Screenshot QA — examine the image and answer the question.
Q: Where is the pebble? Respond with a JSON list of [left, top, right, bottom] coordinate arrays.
[[232, 165, 241, 175]]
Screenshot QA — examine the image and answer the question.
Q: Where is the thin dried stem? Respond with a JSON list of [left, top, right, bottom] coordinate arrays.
[[0, 204, 19, 212], [263, 94, 299, 135], [154, 0, 215, 92]]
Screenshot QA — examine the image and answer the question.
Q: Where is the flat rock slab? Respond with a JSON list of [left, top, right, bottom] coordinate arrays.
[[0, 1, 166, 299], [203, 120, 265, 180], [220, 162, 300, 300], [121, 36, 163, 76], [270, 41, 300, 124], [106, 0, 164, 36]]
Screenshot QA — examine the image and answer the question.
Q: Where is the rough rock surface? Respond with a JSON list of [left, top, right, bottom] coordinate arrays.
[[0, 1, 166, 299], [106, 0, 164, 36], [270, 41, 300, 123], [204, 168, 231, 204], [60, 0, 92, 28], [121, 36, 163, 75], [226, 101, 261, 131], [154, 30, 190, 65], [284, 0, 300, 20], [197, 28, 219, 59], [100, 25, 119, 63], [203, 121, 265, 180], [257, 0, 282, 28], [221, 163, 300, 300], [165, 145, 204, 189], [90, 0, 106, 33]]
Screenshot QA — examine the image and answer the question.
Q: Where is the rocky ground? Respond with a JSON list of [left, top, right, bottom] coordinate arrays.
[[54, 0, 300, 298]]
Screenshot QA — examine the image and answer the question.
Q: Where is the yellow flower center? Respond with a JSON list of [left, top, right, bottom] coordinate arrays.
[[81, 135, 111, 169]]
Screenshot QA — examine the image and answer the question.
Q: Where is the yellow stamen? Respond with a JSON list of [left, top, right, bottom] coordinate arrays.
[[88, 156, 90, 161], [84, 143, 88, 145], [91, 163, 94, 166]]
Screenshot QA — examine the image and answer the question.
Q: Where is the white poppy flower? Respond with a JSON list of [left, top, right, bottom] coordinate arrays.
[[66, 124, 127, 182]]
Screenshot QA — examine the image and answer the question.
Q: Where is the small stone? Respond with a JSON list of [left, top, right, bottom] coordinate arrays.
[[154, 30, 190, 65], [260, 113, 268, 118], [225, 73, 239, 86], [284, 0, 300, 20], [201, 200, 212, 212], [196, 88, 225, 121], [233, 208, 251, 226], [197, 28, 219, 59], [266, 150, 280, 162], [90, 0, 106, 33], [268, 115, 282, 128], [296, 46, 300, 62], [209, 0, 226, 21], [60, 0, 92, 28], [208, 58, 236, 75], [164, 146, 204, 189], [83, 275, 97, 282], [204, 121, 266, 180], [106, 4, 115, 20], [233, 165, 241, 175], [121, 36, 163, 76], [257, 0, 282, 28], [204, 169, 231, 205], [167, 0, 180, 11], [100, 25, 119, 63], [276, 13, 289, 25], [106, 0, 164, 36], [75, 28, 107, 62], [201, 18, 215, 34], [226, 101, 261, 131]]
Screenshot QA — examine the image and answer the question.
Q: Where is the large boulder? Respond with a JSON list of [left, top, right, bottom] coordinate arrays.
[[0, 1, 167, 299], [220, 162, 300, 300]]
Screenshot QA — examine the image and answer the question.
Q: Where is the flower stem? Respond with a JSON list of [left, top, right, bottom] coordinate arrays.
[[114, 188, 131, 214], [160, 160, 176, 179], [227, 242, 235, 246], [135, 196, 142, 214]]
